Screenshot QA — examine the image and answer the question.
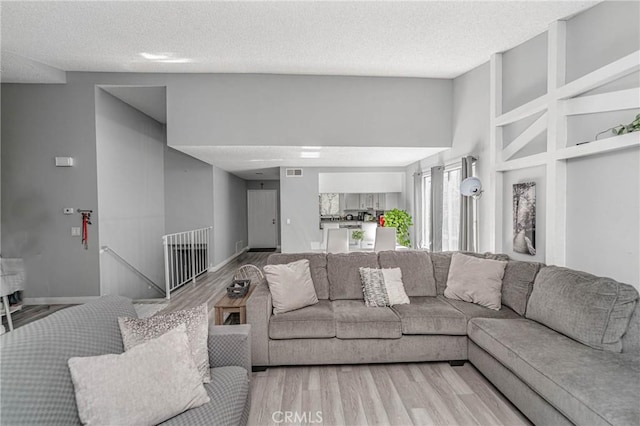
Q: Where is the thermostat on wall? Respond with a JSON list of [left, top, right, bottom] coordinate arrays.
[[55, 157, 74, 167]]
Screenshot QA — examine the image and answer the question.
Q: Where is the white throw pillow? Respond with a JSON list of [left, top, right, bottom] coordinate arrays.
[[118, 303, 210, 383], [359, 267, 410, 307], [263, 259, 319, 314], [68, 325, 210, 426], [444, 252, 508, 310]]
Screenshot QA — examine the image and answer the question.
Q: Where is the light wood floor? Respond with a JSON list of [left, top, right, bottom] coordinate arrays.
[[249, 362, 531, 426]]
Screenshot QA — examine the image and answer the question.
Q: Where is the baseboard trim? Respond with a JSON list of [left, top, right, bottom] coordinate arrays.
[[24, 296, 100, 305], [209, 246, 249, 273]]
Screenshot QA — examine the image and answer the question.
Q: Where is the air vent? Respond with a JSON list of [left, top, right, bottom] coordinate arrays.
[[285, 168, 303, 177]]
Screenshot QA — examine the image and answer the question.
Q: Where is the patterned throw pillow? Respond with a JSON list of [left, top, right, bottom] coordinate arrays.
[[118, 304, 210, 383], [359, 267, 410, 307]]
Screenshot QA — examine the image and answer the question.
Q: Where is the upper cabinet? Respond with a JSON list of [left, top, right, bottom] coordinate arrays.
[[359, 193, 374, 209], [344, 193, 360, 210]]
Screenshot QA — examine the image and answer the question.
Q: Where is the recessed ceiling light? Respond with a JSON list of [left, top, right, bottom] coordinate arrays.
[[300, 151, 320, 159], [159, 58, 192, 64], [302, 146, 321, 150], [140, 52, 169, 60]]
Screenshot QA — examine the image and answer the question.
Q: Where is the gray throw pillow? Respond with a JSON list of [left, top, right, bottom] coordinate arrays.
[[118, 303, 210, 383], [263, 259, 319, 314], [526, 266, 639, 352], [444, 253, 508, 310], [68, 325, 210, 426], [359, 267, 410, 307]]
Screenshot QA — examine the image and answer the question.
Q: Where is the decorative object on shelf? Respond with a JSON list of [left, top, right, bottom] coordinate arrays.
[[351, 229, 364, 248], [460, 176, 483, 198], [382, 208, 413, 248], [592, 113, 640, 142], [513, 182, 536, 256], [227, 279, 250, 298], [613, 113, 640, 136]]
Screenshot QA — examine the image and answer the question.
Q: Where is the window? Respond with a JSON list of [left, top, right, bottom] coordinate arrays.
[[421, 162, 477, 252]]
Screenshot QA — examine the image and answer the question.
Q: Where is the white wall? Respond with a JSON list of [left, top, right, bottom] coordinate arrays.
[[212, 167, 248, 265], [96, 89, 166, 299]]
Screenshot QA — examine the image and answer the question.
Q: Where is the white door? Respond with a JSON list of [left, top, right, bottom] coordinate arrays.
[[247, 190, 278, 249]]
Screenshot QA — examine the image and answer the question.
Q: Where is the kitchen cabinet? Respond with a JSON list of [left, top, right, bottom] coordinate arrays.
[[373, 194, 385, 210], [359, 193, 374, 209], [344, 193, 360, 210], [385, 193, 400, 210]]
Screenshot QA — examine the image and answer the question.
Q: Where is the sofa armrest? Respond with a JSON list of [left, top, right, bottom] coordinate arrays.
[[207, 324, 252, 376], [246, 283, 272, 366]]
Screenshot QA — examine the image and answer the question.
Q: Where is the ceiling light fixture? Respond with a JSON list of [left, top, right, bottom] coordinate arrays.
[[159, 58, 192, 64], [301, 146, 321, 150], [300, 151, 320, 159], [140, 52, 169, 60]]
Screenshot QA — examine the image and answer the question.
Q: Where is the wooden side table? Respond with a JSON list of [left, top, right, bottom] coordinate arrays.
[[214, 284, 257, 325]]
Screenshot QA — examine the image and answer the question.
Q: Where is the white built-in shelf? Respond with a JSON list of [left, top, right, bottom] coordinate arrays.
[[496, 152, 548, 172], [557, 132, 640, 161]]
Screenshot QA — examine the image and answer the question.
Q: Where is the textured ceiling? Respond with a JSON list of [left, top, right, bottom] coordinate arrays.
[[1, 1, 598, 82], [174, 146, 448, 180]]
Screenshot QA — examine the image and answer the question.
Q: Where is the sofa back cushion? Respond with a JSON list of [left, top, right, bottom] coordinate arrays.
[[378, 251, 437, 296], [0, 296, 137, 425], [622, 303, 640, 353], [327, 252, 379, 300], [267, 253, 329, 299], [501, 260, 543, 316], [431, 251, 510, 295], [526, 266, 639, 353]]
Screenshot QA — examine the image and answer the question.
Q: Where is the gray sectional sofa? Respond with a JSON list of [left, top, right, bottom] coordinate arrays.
[[0, 296, 252, 426], [247, 251, 640, 426]]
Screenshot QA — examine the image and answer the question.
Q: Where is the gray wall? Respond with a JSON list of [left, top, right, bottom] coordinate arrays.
[[246, 180, 281, 246], [407, 62, 493, 252], [280, 167, 406, 252], [566, 148, 639, 286], [164, 147, 214, 235], [2, 81, 101, 298], [502, 32, 548, 113], [212, 167, 248, 265], [167, 74, 452, 149], [96, 89, 165, 299]]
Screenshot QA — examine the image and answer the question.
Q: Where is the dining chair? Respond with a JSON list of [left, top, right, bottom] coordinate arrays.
[[322, 223, 340, 250], [374, 227, 397, 252], [361, 222, 377, 249], [326, 228, 349, 253]]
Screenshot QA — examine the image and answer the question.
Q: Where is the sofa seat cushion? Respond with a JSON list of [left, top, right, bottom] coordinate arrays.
[[333, 300, 401, 339], [269, 300, 335, 339], [440, 296, 521, 321], [468, 318, 640, 426], [391, 297, 467, 335], [160, 366, 249, 426]]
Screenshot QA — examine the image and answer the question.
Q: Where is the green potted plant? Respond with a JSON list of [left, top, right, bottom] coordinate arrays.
[[382, 208, 413, 248], [351, 229, 364, 248], [613, 113, 640, 135]]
